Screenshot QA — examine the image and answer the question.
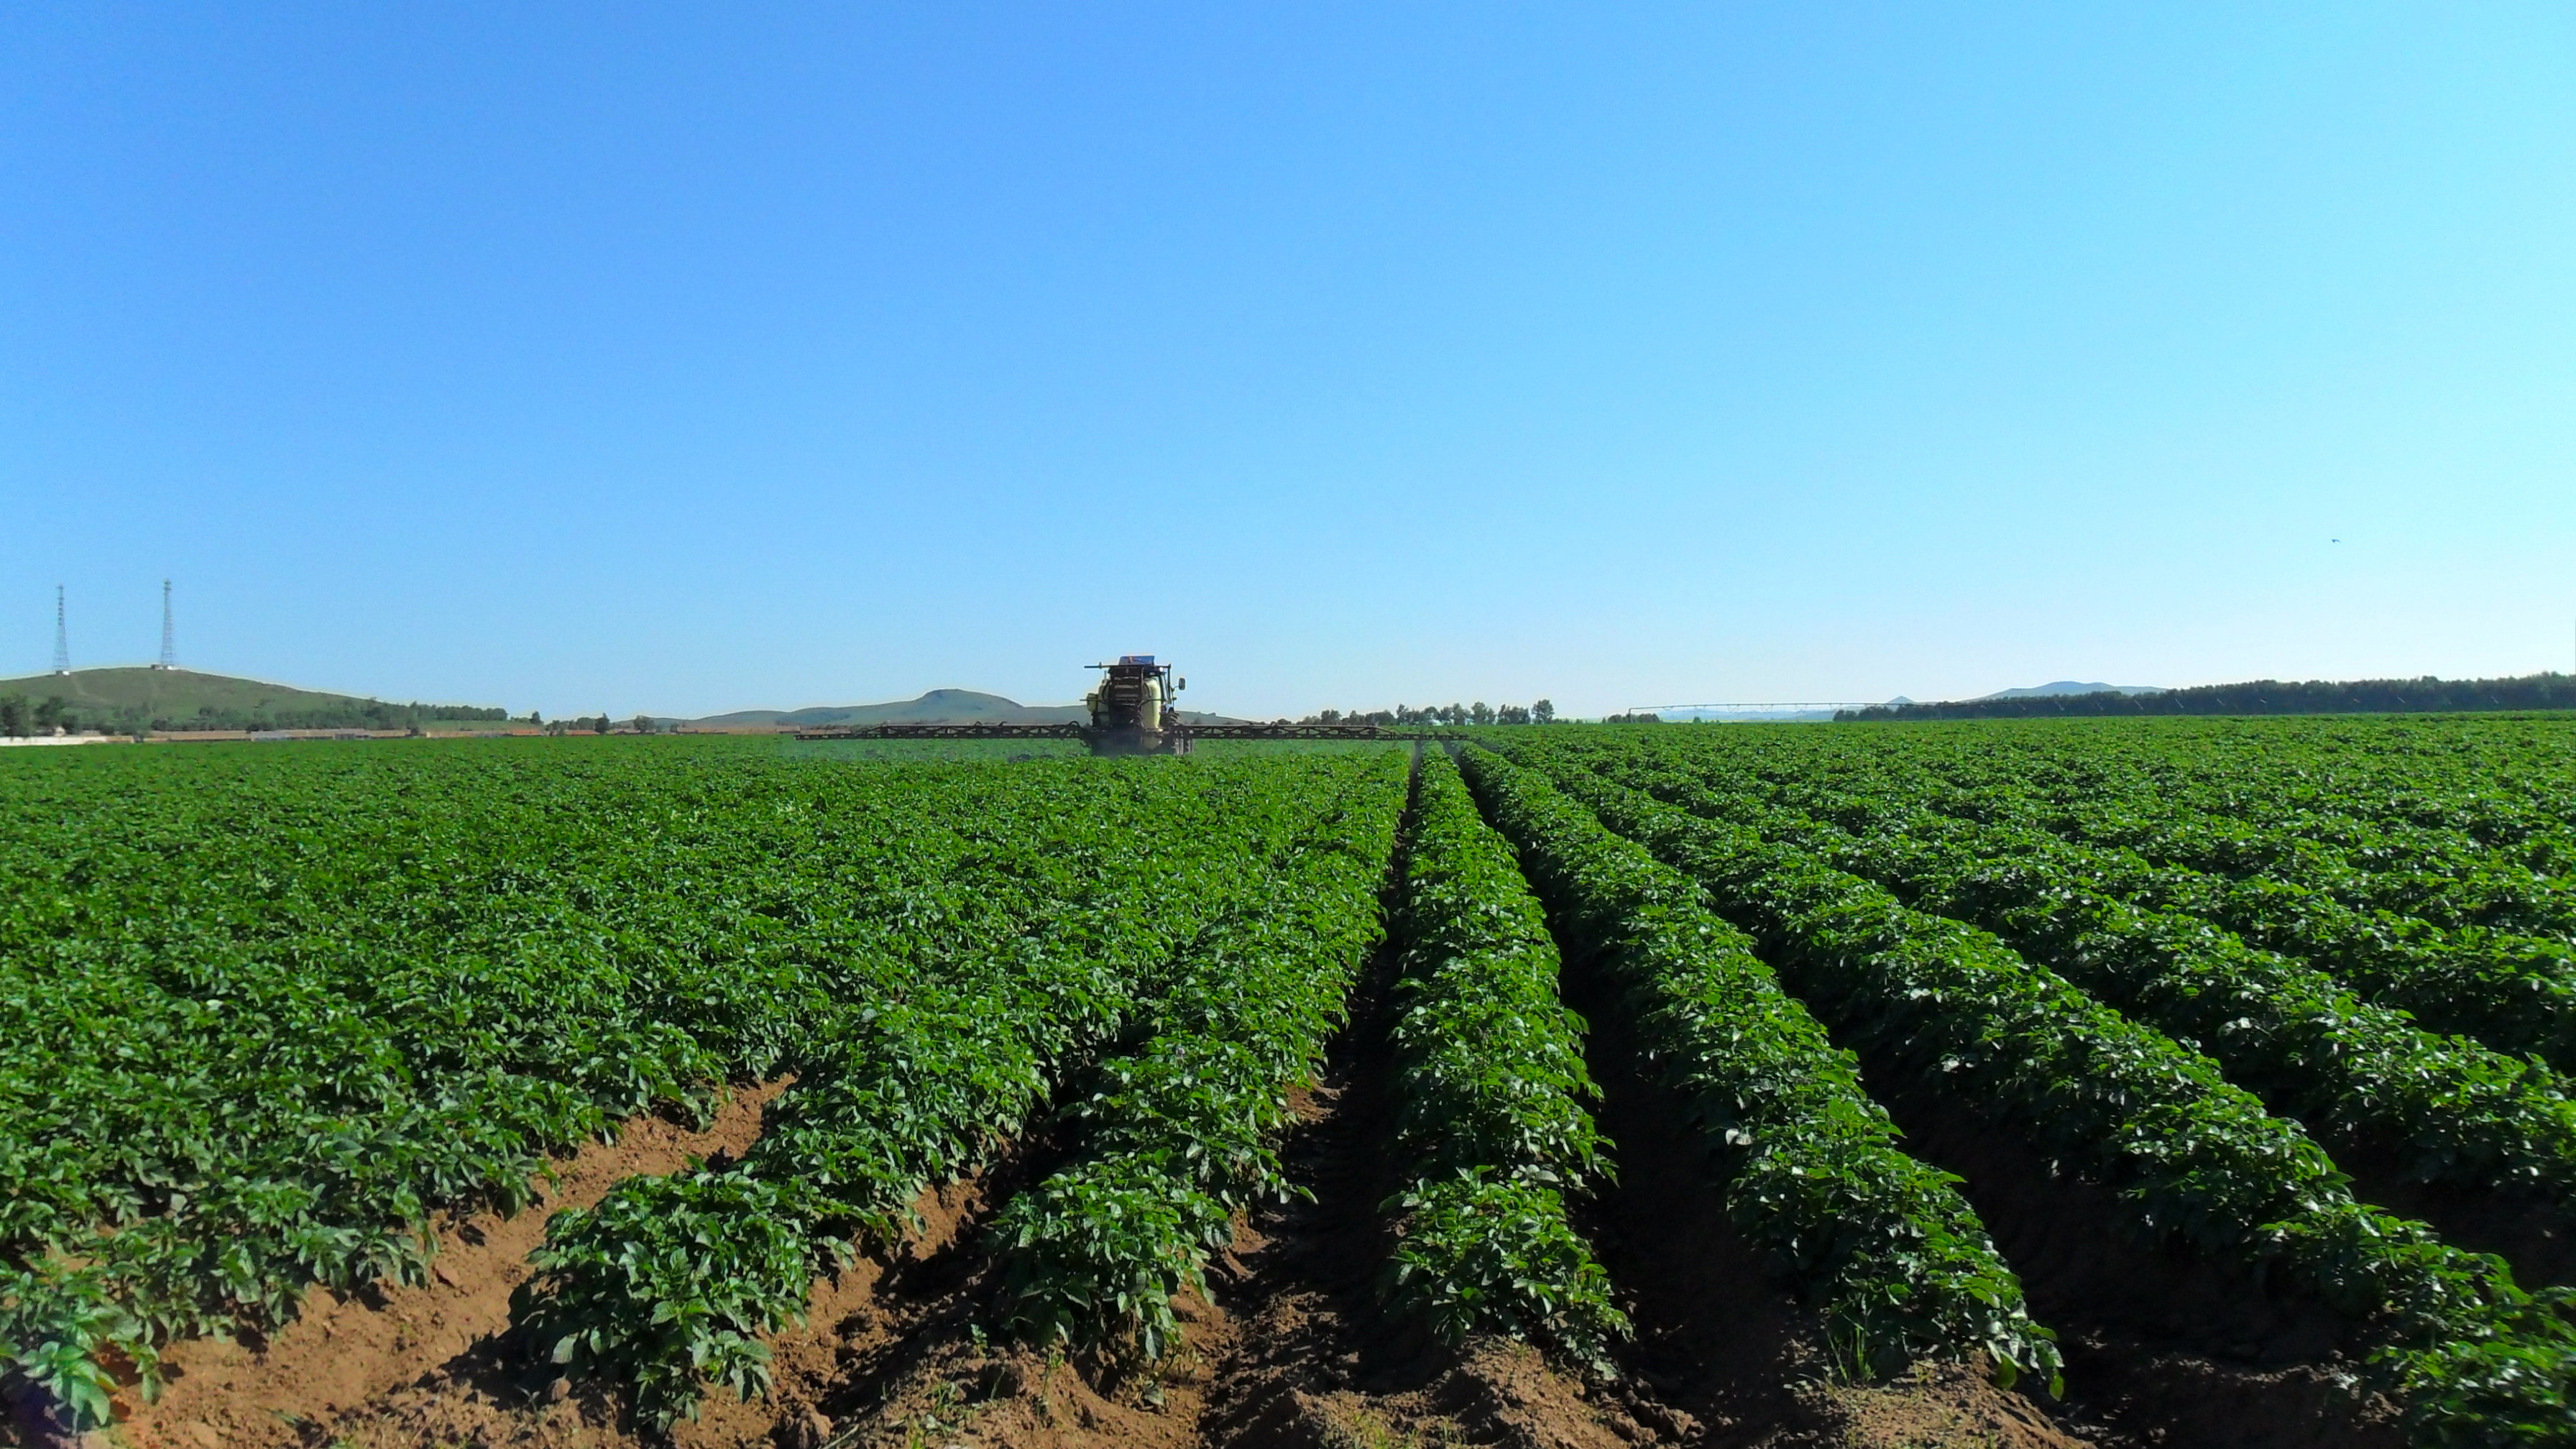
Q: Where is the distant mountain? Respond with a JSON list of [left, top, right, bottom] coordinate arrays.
[[689, 688, 1237, 728], [691, 689, 1082, 727], [0, 667, 507, 732], [1979, 680, 2166, 700]]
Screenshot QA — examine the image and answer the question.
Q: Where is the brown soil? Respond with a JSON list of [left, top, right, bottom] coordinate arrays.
[[24, 1037, 2378, 1449], [1183, 956, 1644, 1449], [1558, 954, 2083, 1449], [37, 906, 2373, 1448], [318, 1158, 1024, 1449], [91, 1080, 794, 1449], [809, 949, 1650, 1449], [1850, 1060, 2409, 1449], [57, 957, 1650, 1449], [2325, 1136, 2576, 1291]]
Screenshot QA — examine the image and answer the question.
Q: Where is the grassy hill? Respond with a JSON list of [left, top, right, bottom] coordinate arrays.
[[0, 668, 508, 733]]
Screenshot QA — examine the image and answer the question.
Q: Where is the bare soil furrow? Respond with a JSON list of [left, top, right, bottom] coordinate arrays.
[[2321, 1135, 2576, 1291], [96, 1079, 792, 1449], [1557, 947, 2084, 1449], [1849, 1055, 2409, 1449], [801, 944, 1642, 1449]]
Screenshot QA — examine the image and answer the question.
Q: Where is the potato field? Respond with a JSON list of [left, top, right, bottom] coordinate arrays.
[[6, 719, 2576, 1449]]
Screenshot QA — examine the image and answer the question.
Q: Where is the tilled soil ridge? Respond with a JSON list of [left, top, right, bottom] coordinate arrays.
[[1557, 942, 2085, 1449], [30, 947, 2212, 1449], [815, 948, 1647, 1449], [1854, 1056, 2409, 1449], [90, 1079, 794, 1449]]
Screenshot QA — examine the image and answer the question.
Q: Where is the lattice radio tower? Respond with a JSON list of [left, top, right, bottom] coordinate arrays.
[[155, 579, 177, 670], [51, 585, 70, 675]]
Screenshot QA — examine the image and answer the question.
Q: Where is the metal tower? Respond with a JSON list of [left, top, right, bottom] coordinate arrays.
[[155, 579, 177, 670], [51, 585, 70, 675]]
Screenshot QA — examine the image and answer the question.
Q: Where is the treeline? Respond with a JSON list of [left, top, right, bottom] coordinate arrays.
[[1838, 672, 2576, 722], [1299, 699, 1558, 727], [540, 715, 671, 735], [0, 694, 512, 736]]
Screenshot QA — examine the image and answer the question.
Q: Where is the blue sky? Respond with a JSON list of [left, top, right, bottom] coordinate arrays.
[[5, 4, 2570, 719]]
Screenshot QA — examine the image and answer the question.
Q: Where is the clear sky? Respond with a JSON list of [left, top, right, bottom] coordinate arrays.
[[5, 4, 2571, 719]]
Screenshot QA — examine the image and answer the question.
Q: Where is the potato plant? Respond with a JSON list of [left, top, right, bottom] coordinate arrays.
[[1456, 746, 2061, 1391], [1599, 745, 2576, 1211], [1514, 743, 2576, 1446], [994, 753, 1407, 1361], [1760, 719, 2576, 1066], [1379, 753, 1624, 1372], [2, 741, 1034, 1418], [515, 753, 1406, 1427]]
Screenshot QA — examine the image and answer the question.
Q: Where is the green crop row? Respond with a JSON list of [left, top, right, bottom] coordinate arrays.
[[1501, 740, 2576, 1447], [1627, 723, 2576, 1073], [1454, 746, 2061, 1391], [1761, 712, 2576, 870], [1378, 753, 1624, 1372], [1833, 714, 2576, 927], [1, 742, 1059, 1423], [993, 750, 1407, 1361], [2011, 826, 2576, 1074], [1962, 717, 2576, 886], [0, 743, 1394, 1431], [1887, 747, 2576, 1074], [1588, 742, 2576, 1220], [1887, 736, 2576, 995], [515, 966, 1118, 1430], [2030, 788, 2576, 942], [512, 755, 1404, 1427]]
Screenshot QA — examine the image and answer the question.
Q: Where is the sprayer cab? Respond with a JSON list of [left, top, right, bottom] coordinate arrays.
[[1085, 655, 1183, 753]]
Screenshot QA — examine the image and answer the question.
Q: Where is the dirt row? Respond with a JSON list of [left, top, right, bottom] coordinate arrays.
[[32, 938, 2102, 1449], [28, 903, 2415, 1449], [1839, 1059, 2406, 1448]]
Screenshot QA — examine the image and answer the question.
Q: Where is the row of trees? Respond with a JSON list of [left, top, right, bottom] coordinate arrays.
[[1839, 672, 2576, 722], [1299, 700, 1558, 727], [538, 715, 676, 736], [0, 696, 80, 737]]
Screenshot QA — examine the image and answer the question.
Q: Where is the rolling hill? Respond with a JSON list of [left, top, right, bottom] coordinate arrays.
[[688, 688, 1238, 728], [0, 668, 508, 732], [689, 688, 1086, 728], [1979, 680, 2166, 699]]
